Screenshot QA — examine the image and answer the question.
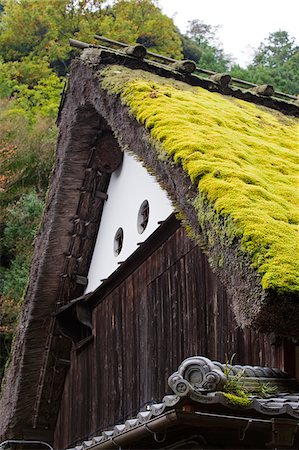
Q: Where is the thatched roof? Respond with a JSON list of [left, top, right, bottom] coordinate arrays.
[[0, 43, 298, 441], [99, 64, 299, 323]]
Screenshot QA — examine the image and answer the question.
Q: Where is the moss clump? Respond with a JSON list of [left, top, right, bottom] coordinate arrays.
[[100, 66, 299, 295], [222, 392, 252, 408]]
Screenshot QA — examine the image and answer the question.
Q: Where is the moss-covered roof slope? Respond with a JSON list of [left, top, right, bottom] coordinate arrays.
[[100, 65, 299, 306]]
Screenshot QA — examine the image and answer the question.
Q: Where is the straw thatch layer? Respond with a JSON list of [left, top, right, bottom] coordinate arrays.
[[0, 65, 111, 439]]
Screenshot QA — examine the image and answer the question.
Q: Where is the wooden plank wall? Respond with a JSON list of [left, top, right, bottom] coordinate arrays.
[[54, 226, 291, 449]]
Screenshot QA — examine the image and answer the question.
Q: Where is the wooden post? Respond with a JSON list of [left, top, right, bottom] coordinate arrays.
[[209, 73, 232, 87], [250, 84, 275, 96], [69, 38, 91, 49], [124, 44, 147, 59], [172, 60, 196, 74]]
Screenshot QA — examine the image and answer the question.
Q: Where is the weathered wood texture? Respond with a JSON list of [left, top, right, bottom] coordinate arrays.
[[54, 226, 292, 449]]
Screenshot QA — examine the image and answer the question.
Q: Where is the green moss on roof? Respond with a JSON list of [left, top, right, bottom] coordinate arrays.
[[222, 392, 252, 408], [100, 66, 299, 295]]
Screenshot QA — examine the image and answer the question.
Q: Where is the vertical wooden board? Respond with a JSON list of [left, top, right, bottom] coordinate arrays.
[[115, 287, 124, 421], [54, 225, 294, 447], [110, 287, 123, 425], [190, 247, 206, 356], [138, 277, 150, 405]]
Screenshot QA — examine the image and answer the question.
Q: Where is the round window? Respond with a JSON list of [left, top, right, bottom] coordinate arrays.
[[114, 227, 124, 256], [137, 200, 150, 234]]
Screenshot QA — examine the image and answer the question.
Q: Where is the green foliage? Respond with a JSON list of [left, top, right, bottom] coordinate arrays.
[[3, 192, 44, 253], [222, 391, 252, 408], [0, 0, 52, 61], [101, 65, 299, 295], [253, 30, 297, 67], [182, 20, 232, 71], [0, 0, 182, 73], [2, 56, 54, 87], [13, 73, 64, 118], [0, 57, 19, 98], [182, 23, 299, 95], [0, 0, 92, 60], [231, 31, 299, 95], [0, 95, 54, 377], [0, 0, 110, 77], [0, 56, 63, 117], [221, 355, 277, 406], [223, 354, 246, 395], [0, 332, 12, 381], [217, 355, 251, 407], [254, 382, 277, 398], [1, 256, 31, 305], [100, 0, 183, 59], [0, 101, 57, 205], [0, 192, 45, 326], [180, 34, 202, 63]]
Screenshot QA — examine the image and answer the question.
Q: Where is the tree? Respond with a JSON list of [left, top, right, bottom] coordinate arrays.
[[230, 31, 299, 95], [181, 19, 232, 72], [0, 190, 45, 382], [0, 97, 57, 381], [0, 0, 106, 73], [0, 104, 57, 204], [99, 0, 183, 59], [253, 30, 297, 68], [0, 191, 45, 328], [0, 0, 183, 74]]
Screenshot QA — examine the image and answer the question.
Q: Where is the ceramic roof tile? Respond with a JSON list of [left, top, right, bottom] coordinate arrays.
[[67, 357, 299, 450], [113, 424, 126, 434], [137, 411, 152, 422]]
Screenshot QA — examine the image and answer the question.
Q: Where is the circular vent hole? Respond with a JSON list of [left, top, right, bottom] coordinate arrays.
[[137, 200, 150, 234], [114, 227, 124, 256]]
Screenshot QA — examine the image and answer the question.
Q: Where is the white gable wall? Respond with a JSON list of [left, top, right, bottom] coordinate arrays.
[[86, 152, 173, 293]]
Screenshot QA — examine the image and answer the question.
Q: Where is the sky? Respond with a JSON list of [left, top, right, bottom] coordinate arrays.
[[157, 0, 299, 67]]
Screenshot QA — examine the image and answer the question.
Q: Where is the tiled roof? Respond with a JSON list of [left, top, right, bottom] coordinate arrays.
[[68, 403, 169, 450], [66, 356, 299, 450]]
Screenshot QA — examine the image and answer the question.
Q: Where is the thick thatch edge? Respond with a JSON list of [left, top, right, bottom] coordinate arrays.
[[1, 49, 298, 441], [0, 66, 111, 439]]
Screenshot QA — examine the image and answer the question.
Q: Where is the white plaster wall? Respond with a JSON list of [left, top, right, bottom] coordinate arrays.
[[86, 152, 174, 293]]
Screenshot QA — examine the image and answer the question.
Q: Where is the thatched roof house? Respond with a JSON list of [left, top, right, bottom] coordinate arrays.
[[0, 39, 298, 447]]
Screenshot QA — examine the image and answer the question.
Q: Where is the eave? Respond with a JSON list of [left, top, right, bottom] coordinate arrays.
[[65, 355, 299, 449], [75, 409, 298, 450]]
